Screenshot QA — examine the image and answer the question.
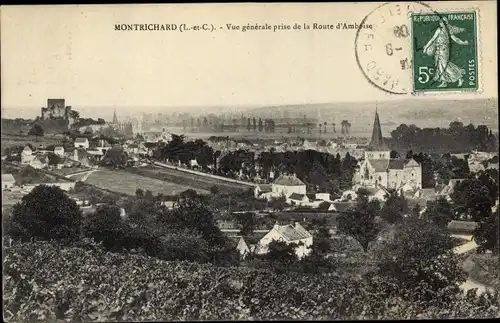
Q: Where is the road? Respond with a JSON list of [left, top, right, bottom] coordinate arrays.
[[452, 235, 492, 294]]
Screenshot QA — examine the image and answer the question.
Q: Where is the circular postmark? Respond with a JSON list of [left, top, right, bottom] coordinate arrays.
[[355, 2, 451, 94]]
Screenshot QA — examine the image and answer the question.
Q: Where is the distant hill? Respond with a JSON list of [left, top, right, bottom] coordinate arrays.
[[241, 98, 499, 135]]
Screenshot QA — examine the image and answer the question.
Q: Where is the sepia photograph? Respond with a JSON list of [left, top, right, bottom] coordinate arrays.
[[1, 1, 499, 321]]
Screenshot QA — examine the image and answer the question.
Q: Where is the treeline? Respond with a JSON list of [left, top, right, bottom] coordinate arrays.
[[389, 121, 498, 153]]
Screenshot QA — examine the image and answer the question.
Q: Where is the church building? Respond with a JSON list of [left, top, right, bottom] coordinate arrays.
[[353, 109, 422, 191]]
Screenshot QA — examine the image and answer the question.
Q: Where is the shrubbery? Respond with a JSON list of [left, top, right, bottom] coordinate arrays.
[[6, 185, 82, 242]]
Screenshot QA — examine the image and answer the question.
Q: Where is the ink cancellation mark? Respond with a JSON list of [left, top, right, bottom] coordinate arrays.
[[412, 11, 478, 92], [354, 2, 446, 95]]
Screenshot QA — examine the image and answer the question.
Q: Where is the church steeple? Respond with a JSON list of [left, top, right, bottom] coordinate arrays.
[[367, 107, 389, 151], [112, 109, 118, 125]]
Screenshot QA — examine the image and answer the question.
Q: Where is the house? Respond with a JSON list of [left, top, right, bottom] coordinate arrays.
[[2, 173, 16, 190], [53, 146, 65, 156], [21, 146, 35, 164], [73, 149, 96, 168], [468, 161, 485, 173], [95, 139, 112, 155], [271, 174, 307, 198], [287, 193, 310, 206], [369, 186, 390, 202], [255, 222, 313, 259], [437, 178, 464, 201], [315, 193, 331, 202], [254, 183, 273, 199], [30, 154, 48, 169], [74, 137, 90, 149], [413, 188, 438, 201], [353, 109, 422, 191]]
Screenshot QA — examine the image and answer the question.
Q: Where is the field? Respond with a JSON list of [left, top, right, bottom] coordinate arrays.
[[84, 169, 210, 196], [127, 165, 252, 194]]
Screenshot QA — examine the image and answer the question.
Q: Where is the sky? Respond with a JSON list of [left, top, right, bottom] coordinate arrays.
[[1, 2, 498, 120]]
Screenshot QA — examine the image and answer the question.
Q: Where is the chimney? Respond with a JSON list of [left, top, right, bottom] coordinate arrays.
[[295, 222, 300, 228], [73, 149, 78, 161]]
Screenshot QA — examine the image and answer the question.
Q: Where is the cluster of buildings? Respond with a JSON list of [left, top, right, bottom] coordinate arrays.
[[253, 110, 425, 211], [203, 137, 365, 160]]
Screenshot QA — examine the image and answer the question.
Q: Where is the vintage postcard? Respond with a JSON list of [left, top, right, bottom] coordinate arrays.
[[1, 1, 498, 321]]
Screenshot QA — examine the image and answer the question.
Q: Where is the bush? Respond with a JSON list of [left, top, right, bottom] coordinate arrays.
[[7, 185, 82, 242], [82, 205, 125, 250]]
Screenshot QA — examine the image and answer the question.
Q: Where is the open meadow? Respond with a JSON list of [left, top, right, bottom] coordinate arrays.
[[127, 165, 252, 193], [84, 169, 210, 196]]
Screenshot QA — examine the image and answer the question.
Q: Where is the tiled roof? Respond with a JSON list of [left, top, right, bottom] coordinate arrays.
[[276, 223, 312, 241], [447, 220, 479, 233], [273, 174, 305, 186], [289, 193, 307, 201], [75, 137, 88, 143], [368, 159, 389, 172], [333, 201, 356, 212], [388, 159, 405, 169], [420, 188, 437, 199], [34, 154, 48, 163], [258, 184, 272, 193]]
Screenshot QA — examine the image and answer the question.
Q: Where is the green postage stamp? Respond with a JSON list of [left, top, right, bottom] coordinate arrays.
[[412, 11, 478, 92]]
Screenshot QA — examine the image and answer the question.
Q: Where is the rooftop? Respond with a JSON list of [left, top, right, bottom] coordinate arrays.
[[275, 222, 312, 241], [274, 174, 305, 186], [1, 173, 16, 183]]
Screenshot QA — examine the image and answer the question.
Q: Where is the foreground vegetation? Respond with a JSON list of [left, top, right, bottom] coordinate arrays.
[[3, 181, 500, 321], [4, 239, 500, 321]]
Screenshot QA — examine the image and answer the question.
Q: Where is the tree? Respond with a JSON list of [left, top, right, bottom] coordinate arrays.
[[390, 150, 400, 159], [269, 195, 287, 212], [235, 212, 257, 236], [135, 188, 144, 198], [379, 190, 407, 224], [423, 197, 454, 228], [337, 195, 381, 252], [266, 240, 298, 264], [7, 185, 82, 242], [69, 110, 80, 120], [210, 185, 220, 196], [28, 124, 44, 141], [159, 193, 226, 246], [375, 217, 467, 304], [474, 210, 498, 253], [82, 205, 124, 250], [47, 152, 62, 166]]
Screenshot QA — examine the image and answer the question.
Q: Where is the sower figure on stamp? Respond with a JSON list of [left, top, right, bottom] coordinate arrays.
[[423, 17, 469, 88]]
